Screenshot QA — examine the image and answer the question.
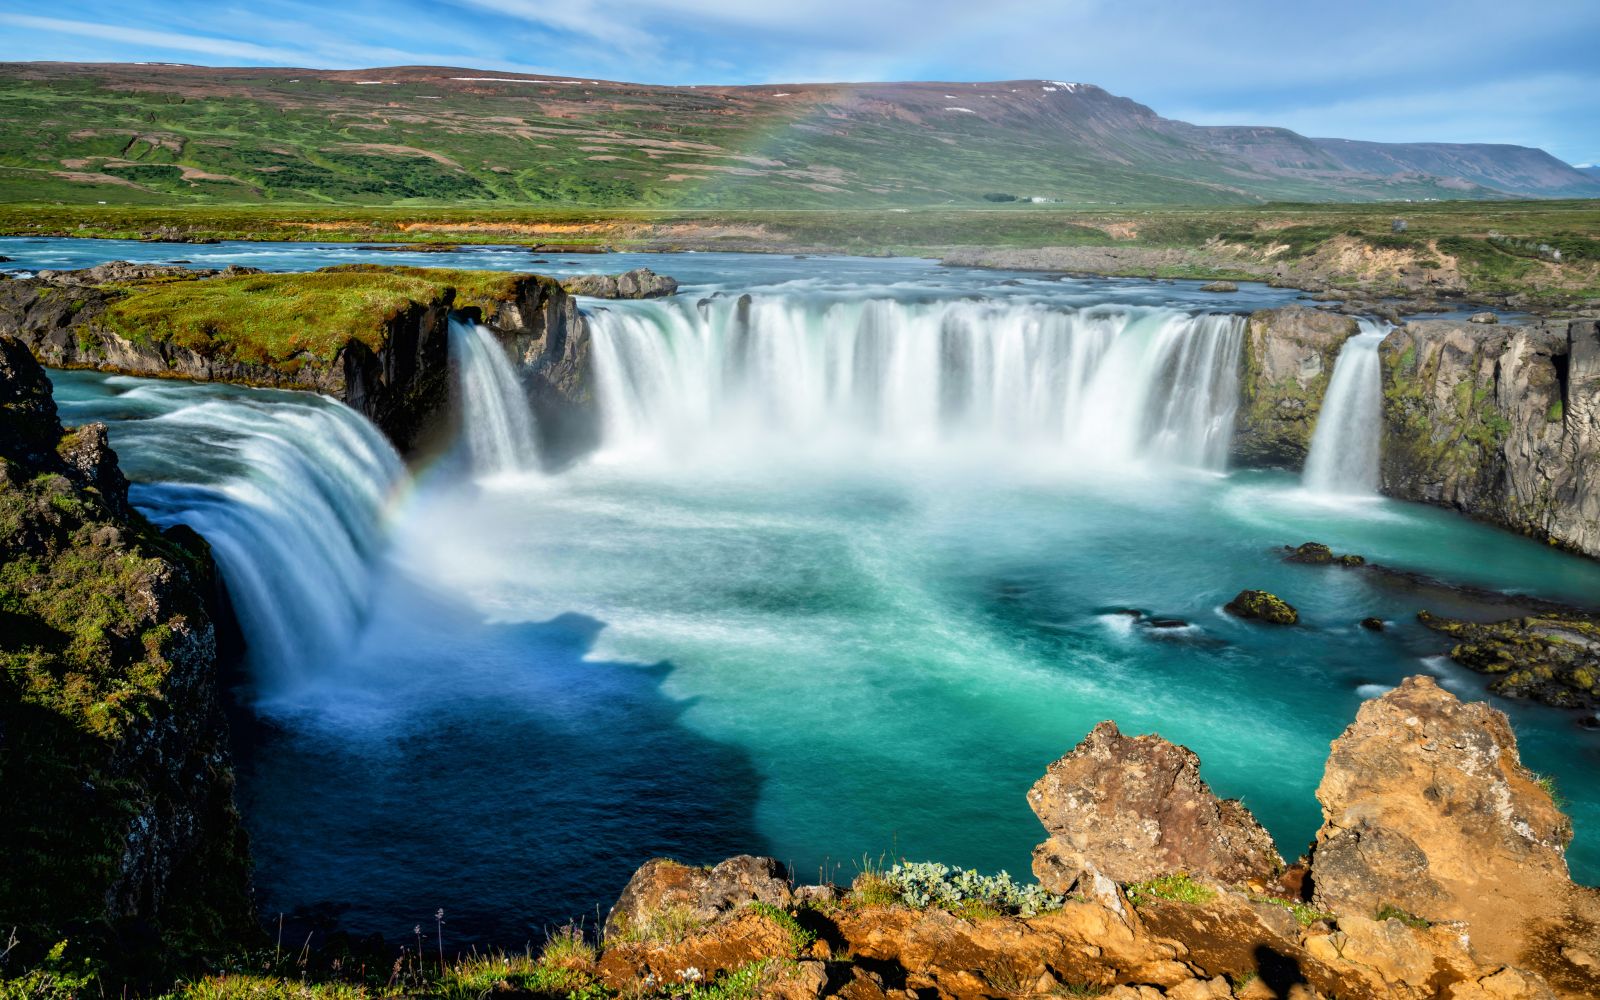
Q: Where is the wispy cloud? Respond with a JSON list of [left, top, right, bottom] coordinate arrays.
[[0, 13, 308, 61]]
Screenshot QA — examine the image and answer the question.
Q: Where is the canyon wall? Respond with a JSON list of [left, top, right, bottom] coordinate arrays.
[[0, 336, 255, 968], [0, 265, 596, 456], [1234, 305, 1599, 559], [1231, 305, 1358, 468], [1378, 316, 1599, 557]]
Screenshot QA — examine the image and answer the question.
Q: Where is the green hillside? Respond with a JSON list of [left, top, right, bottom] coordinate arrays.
[[2, 63, 1597, 210]]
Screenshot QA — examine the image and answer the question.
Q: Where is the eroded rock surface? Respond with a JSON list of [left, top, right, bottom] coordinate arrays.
[[560, 267, 678, 299], [1027, 721, 1283, 892], [605, 855, 792, 938], [0, 336, 253, 959], [1311, 675, 1599, 989], [1380, 316, 1600, 558], [1232, 306, 1359, 467], [585, 676, 1595, 998]]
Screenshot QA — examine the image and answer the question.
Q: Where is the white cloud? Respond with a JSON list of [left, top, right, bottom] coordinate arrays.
[[0, 13, 307, 61], [1165, 72, 1600, 159]]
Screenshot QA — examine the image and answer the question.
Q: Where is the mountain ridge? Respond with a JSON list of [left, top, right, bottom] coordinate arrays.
[[1, 62, 1596, 207]]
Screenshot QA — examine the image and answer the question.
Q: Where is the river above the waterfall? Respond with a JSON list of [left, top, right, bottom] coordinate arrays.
[[23, 240, 1599, 948]]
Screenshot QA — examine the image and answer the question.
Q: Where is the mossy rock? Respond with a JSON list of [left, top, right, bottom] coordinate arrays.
[[1284, 542, 1334, 564], [1283, 541, 1366, 567], [1225, 590, 1299, 625]]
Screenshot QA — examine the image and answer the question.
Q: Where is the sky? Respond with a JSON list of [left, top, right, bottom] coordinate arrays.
[[2, 0, 1597, 166]]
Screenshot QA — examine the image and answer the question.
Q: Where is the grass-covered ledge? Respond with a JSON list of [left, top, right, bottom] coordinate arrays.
[[98, 265, 539, 366]]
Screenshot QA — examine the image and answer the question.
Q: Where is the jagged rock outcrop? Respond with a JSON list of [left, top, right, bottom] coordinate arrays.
[[605, 855, 792, 939], [1379, 316, 1600, 558], [0, 336, 254, 964], [1027, 721, 1283, 892], [1311, 675, 1599, 992], [481, 274, 599, 462], [1232, 306, 1359, 467], [584, 678, 1595, 999], [0, 265, 598, 456], [560, 267, 678, 299]]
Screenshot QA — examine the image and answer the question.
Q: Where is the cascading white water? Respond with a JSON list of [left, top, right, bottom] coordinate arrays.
[[587, 296, 1245, 470], [449, 317, 539, 476], [126, 392, 406, 690], [1303, 321, 1389, 495]]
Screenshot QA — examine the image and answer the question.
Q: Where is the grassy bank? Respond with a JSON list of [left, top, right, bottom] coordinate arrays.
[[97, 265, 529, 364], [4, 198, 1600, 251], [5, 200, 1600, 305]]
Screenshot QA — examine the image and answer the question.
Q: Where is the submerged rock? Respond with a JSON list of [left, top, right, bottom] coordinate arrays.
[[1224, 589, 1299, 624], [1283, 541, 1365, 566], [1027, 720, 1283, 892], [560, 267, 678, 299], [1285, 541, 1334, 564], [1418, 609, 1600, 709], [1360, 616, 1386, 631]]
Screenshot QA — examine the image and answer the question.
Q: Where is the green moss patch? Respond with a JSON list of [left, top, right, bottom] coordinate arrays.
[[101, 266, 530, 366]]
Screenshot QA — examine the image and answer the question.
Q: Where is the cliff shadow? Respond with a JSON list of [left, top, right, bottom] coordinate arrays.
[[224, 599, 767, 951]]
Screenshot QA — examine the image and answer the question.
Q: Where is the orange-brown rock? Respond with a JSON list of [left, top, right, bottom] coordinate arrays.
[[1310, 676, 1600, 994], [582, 678, 1591, 999], [595, 907, 794, 991], [1028, 721, 1283, 892], [604, 854, 791, 938]]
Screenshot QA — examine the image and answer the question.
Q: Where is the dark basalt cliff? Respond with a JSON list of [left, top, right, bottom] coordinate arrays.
[[0, 336, 254, 968], [1378, 316, 1599, 557], [1231, 306, 1359, 468], [0, 264, 597, 457], [1234, 307, 1600, 560]]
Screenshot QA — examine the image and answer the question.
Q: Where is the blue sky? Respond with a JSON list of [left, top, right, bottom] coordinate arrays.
[[3, 0, 1597, 166]]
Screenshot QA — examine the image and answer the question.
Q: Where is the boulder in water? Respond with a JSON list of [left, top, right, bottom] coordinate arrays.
[[1418, 608, 1600, 709], [1284, 541, 1334, 564], [1224, 589, 1298, 624], [1470, 311, 1499, 324], [1028, 720, 1283, 892], [1199, 280, 1238, 293], [1283, 541, 1367, 567], [1360, 616, 1386, 631]]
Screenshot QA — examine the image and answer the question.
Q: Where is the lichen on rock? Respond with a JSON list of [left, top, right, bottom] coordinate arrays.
[[1231, 306, 1359, 468], [0, 335, 254, 968], [1027, 721, 1283, 892], [1224, 589, 1299, 624]]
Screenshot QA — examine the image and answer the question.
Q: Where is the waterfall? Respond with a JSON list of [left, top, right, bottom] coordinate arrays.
[[449, 317, 539, 476], [587, 296, 1245, 470], [125, 391, 406, 691], [1303, 321, 1389, 495]]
